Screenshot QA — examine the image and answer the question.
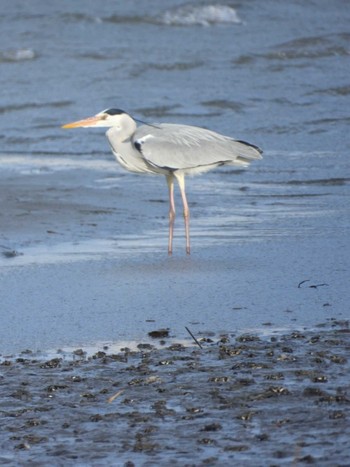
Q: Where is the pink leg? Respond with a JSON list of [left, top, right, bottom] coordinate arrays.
[[166, 174, 175, 255], [175, 173, 190, 255]]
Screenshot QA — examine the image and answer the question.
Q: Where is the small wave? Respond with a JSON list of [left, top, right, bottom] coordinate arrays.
[[160, 4, 242, 26], [145, 61, 204, 71], [308, 85, 350, 97], [202, 99, 246, 112], [130, 60, 204, 77], [0, 101, 73, 114], [103, 4, 241, 27], [135, 104, 183, 118], [234, 33, 350, 66], [103, 14, 146, 25], [269, 33, 350, 60], [60, 12, 102, 23], [75, 51, 123, 61], [0, 48, 36, 62]]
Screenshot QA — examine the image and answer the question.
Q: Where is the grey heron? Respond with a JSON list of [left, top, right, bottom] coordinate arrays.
[[62, 108, 262, 255]]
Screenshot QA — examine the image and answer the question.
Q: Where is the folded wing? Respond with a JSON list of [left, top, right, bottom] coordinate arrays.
[[132, 123, 262, 172]]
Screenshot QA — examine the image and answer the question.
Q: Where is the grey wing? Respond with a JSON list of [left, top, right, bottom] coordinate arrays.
[[132, 123, 262, 171]]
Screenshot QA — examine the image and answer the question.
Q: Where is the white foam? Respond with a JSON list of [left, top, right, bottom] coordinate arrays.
[[0, 48, 36, 62], [161, 4, 241, 26]]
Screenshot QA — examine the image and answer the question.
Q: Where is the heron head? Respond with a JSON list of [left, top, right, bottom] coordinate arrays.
[[62, 108, 130, 129]]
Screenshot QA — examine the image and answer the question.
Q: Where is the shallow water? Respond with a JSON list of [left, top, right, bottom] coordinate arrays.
[[1, 0, 349, 155]]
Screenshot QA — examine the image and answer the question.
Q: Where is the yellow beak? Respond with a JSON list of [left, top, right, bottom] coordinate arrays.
[[61, 115, 102, 129]]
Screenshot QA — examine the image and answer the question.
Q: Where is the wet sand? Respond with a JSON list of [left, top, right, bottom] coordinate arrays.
[[0, 152, 349, 465], [0, 324, 349, 465]]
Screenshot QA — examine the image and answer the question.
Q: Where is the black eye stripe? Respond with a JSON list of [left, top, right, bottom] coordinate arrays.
[[105, 108, 125, 116]]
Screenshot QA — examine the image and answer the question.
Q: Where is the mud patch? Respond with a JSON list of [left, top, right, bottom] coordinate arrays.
[[0, 323, 349, 465]]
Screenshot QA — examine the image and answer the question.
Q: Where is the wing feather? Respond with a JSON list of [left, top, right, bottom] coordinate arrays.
[[132, 124, 262, 171]]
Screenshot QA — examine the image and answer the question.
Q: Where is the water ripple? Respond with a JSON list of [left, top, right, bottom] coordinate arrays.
[[130, 60, 204, 78], [234, 33, 350, 67], [0, 101, 73, 114]]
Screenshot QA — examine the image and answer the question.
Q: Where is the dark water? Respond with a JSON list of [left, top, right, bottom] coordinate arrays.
[[1, 0, 349, 157]]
